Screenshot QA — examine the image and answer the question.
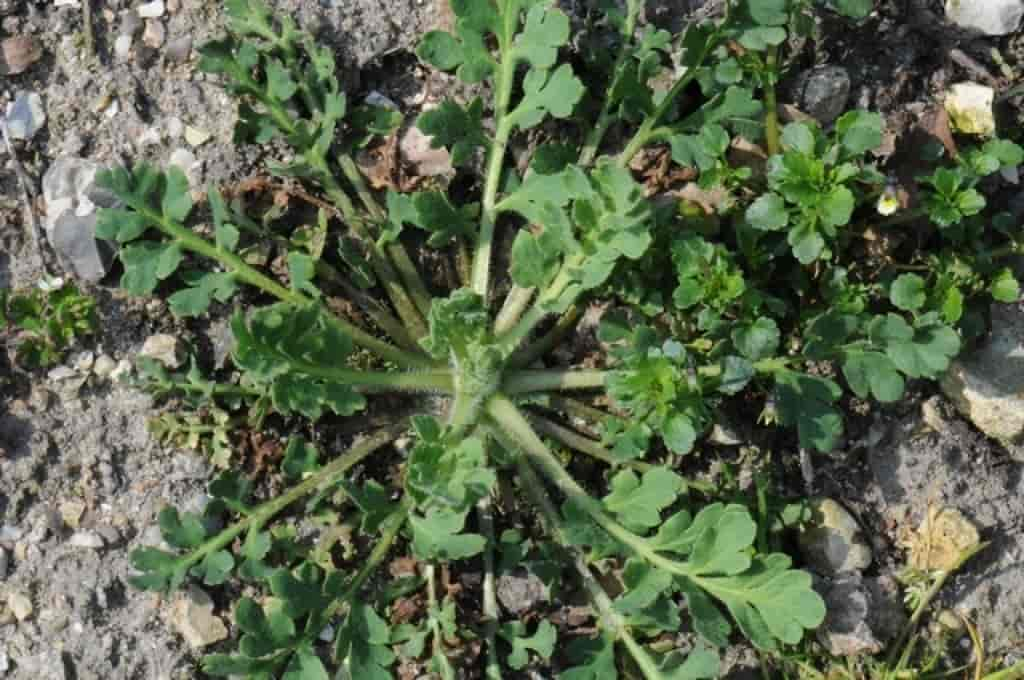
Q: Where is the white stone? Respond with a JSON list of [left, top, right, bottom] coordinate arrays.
[[110, 359, 133, 381], [114, 34, 133, 60], [6, 591, 33, 621], [168, 147, 199, 183], [184, 125, 210, 147], [4, 91, 45, 140], [945, 82, 996, 137], [166, 116, 184, 138], [136, 0, 164, 18], [68, 531, 104, 549], [92, 355, 117, 377], [945, 0, 1023, 36], [0, 526, 24, 543]]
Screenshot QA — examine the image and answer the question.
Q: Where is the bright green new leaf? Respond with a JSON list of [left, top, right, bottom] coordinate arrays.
[[510, 64, 585, 129], [514, 4, 571, 69], [990, 268, 1021, 302], [603, 467, 685, 532], [890, 273, 926, 311], [499, 620, 557, 670]]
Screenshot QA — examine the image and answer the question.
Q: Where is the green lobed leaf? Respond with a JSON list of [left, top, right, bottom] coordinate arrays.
[[603, 468, 685, 533], [499, 620, 557, 670]]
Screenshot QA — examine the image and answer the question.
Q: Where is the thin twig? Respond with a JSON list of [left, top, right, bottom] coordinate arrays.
[[1, 122, 53, 276]]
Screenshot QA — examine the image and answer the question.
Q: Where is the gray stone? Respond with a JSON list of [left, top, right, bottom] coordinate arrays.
[[942, 304, 1024, 449], [165, 35, 192, 62], [945, 0, 1023, 36], [817, 574, 906, 656], [0, 546, 7, 579], [4, 91, 45, 140], [41, 156, 118, 282], [798, 498, 872, 576], [143, 20, 165, 48], [867, 409, 1024, 653], [792, 66, 851, 125], [119, 9, 143, 36], [114, 34, 133, 61], [497, 570, 548, 615], [140, 334, 185, 369], [92, 355, 117, 378]]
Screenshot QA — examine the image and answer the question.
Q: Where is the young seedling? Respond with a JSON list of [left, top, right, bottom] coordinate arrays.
[[93, 0, 1022, 677], [0, 278, 97, 368]]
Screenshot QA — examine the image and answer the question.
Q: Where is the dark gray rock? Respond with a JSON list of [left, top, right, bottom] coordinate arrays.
[[792, 66, 851, 125], [817, 574, 906, 656], [41, 157, 118, 282]]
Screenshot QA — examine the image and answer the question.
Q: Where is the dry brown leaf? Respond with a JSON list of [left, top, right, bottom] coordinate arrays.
[[907, 506, 981, 571]]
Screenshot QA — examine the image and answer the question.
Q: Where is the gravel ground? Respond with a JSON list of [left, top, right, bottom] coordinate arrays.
[[1, 0, 1024, 678]]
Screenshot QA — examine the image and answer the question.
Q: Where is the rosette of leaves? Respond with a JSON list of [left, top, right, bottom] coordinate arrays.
[[87, 0, 1024, 678], [0, 281, 97, 368]]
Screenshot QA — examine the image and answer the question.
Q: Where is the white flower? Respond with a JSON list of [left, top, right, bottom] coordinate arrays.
[[37, 276, 65, 292], [876, 191, 900, 216]]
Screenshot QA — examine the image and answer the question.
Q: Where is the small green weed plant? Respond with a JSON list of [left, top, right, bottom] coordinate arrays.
[[0, 279, 97, 368], [93, 0, 1023, 677]]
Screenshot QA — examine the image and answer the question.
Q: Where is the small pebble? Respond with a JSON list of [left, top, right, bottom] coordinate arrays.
[[165, 35, 192, 62], [72, 350, 94, 372], [168, 147, 199, 183], [4, 91, 46, 140], [140, 333, 185, 369], [119, 9, 143, 36], [92, 354, 117, 378], [109, 358, 133, 382], [7, 591, 32, 622], [59, 501, 86, 529], [184, 125, 210, 147], [114, 34, 133, 60], [166, 116, 184, 138], [0, 35, 42, 76], [0, 526, 24, 545], [136, 0, 164, 18], [945, 82, 996, 137], [68, 531, 105, 550], [142, 20, 165, 48]]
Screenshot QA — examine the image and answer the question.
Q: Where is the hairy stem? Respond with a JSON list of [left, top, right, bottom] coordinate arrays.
[[314, 161, 431, 339], [494, 285, 536, 335], [509, 304, 582, 369], [503, 369, 607, 394], [886, 542, 989, 668], [514, 457, 670, 680], [478, 496, 503, 680], [473, 8, 519, 300], [498, 264, 578, 355], [617, 30, 718, 166], [578, 0, 643, 167], [135, 205, 430, 368], [278, 362, 453, 393], [528, 413, 653, 472], [160, 424, 405, 585]]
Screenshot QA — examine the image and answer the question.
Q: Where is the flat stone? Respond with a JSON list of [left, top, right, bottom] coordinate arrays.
[[142, 20, 165, 48], [798, 498, 873, 576], [941, 304, 1024, 448], [6, 591, 32, 621], [817, 574, 906, 656], [945, 0, 1023, 35], [68, 531, 104, 549], [4, 91, 45, 140], [0, 35, 42, 76], [0, 546, 7, 579], [497, 570, 548, 615], [114, 34, 133, 61], [165, 35, 192, 62], [907, 506, 981, 571], [184, 125, 210, 147], [41, 156, 119, 281], [400, 123, 453, 177], [136, 0, 164, 18], [168, 147, 199, 184], [140, 333, 185, 369], [945, 82, 996, 137], [167, 586, 228, 649]]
